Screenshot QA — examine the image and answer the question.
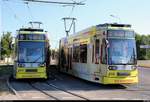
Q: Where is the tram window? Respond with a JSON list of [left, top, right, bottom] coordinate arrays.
[[33, 35, 45, 40], [19, 34, 25, 40], [33, 35, 40, 40], [41, 35, 45, 40], [92, 44, 94, 63], [27, 34, 33, 40], [73, 45, 80, 62], [101, 39, 107, 64], [19, 34, 45, 40], [60, 48, 67, 67], [95, 39, 100, 64], [80, 44, 87, 63]]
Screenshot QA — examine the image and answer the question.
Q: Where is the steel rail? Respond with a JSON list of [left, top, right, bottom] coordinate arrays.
[[29, 82, 60, 100], [7, 77, 22, 99], [45, 81, 89, 100]]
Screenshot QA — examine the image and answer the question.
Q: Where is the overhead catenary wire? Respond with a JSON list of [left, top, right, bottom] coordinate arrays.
[[23, 0, 85, 5], [2, 0, 22, 23], [62, 0, 87, 36], [68, 4, 75, 17], [64, 0, 84, 17], [24, 2, 34, 22], [2, 0, 86, 49], [3, 0, 35, 26], [68, 0, 77, 33], [2, 0, 25, 4]]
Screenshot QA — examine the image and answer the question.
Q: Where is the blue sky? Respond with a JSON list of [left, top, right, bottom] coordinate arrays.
[[1, 0, 150, 49]]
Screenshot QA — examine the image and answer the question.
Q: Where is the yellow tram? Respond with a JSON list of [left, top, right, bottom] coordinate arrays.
[[13, 22, 50, 79], [59, 23, 138, 84]]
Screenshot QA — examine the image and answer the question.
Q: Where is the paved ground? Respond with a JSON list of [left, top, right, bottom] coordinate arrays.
[[47, 67, 150, 100], [0, 66, 150, 100], [138, 60, 150, 68]]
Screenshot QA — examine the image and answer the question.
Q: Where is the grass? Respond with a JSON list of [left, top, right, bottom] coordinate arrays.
[[0, 65, 13, 96], [0, 80, 10, 96], [0, 65, 13, 77]]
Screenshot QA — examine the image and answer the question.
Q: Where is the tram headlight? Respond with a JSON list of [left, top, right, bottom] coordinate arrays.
[[39, 63, 45, 67], [108, 66, 117, 70], [18, 63, 25, 67], [131, 66, 137, 70]]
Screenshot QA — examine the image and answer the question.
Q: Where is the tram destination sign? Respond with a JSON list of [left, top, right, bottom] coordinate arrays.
[[140, 45, 150, 49]]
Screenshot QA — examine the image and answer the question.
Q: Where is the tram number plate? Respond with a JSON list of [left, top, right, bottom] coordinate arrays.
[[114, 79, 133, 83], [117, 72, 130, 76], [26, 69, 37, 72]]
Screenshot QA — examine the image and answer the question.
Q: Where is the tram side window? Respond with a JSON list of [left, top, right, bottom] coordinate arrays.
[[95, 39, 100, 64], [33, 35, 45, 40], [33, 35, 40, 40], [19, 34, 33, 40], [26, 34, 33, 40], [19, 34, 45, 40], [60, 48, 67, 67], [19, 34, 26, 40], [92, 44, 94, 63], [101, 39, 107, 64], [80, 44, 87, 63], [73, 45, 80, 62]]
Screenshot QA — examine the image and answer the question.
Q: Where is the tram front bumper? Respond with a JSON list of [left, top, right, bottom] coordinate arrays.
[[102, 76, 138, 84], [15, 67, 48, 79], [16, 72, 47, 79]]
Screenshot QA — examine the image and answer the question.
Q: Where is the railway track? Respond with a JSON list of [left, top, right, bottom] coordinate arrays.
[[7, 76, 88, 100], [124, 84, 150, 92], [30, 81, 89, 100], [6, 75, 150, 100], [7, 78, 22, 99], [28, 82, 59, 100], [7, 78, 56, 100], [45, 81, 89, 100]]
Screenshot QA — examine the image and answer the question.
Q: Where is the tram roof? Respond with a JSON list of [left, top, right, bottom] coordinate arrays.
[[19, 28, 44, 32], [60, 23, 133, 41], [96, 23, 131, 28], [17, 27, 47, 34]]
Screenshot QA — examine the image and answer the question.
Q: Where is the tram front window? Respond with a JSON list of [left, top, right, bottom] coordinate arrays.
[[18, 42, 45, 63], [108, 39, 136, 65]]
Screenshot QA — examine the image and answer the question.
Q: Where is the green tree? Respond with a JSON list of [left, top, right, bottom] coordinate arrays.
[[1, 32, 13, 59], [135, 34, 150, 60], [135, 34, 141, 59]]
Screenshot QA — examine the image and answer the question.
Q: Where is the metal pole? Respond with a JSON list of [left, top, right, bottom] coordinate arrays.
[[73, 19, 75, 34], [63, 18, 68, 36], [62, 17, 76, 36]]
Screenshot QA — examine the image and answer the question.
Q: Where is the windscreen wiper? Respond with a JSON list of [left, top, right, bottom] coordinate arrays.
[[32, 54, 44, 63]]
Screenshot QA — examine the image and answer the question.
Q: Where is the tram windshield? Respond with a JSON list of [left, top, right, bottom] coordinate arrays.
[[18, 42, 45, 63], [108, 39, 137, 65]]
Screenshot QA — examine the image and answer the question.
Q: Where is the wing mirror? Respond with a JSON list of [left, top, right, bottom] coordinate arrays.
[[105, 39, 110, 48]]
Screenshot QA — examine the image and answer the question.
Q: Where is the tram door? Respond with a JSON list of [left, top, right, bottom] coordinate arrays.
[[68, 47, 72, 70], [94, 37, 102, 75], [95, 39, 100, 64]]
